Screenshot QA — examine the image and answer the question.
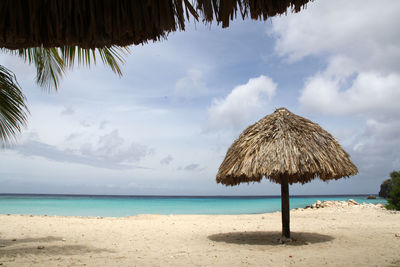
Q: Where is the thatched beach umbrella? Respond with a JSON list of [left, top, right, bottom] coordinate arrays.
[[0, 0, 311, 49], [217, 107, 358, 240]]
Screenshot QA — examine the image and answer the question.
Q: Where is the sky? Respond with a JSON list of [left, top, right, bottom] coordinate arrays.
[[0, 0, 399, 196]]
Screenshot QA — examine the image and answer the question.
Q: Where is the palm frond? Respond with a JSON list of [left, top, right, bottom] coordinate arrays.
[[15, 47, 65, 91], [4, 46, 128, 91], [60, 46, 129, 77], [0, 65, 29, 144]]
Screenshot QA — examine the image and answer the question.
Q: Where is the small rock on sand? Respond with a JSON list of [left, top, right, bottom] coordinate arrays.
[[303, 199, 386, 210], [348, 199, 359, 205]]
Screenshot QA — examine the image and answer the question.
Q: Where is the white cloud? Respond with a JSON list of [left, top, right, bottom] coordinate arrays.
[[76, 130, 153, 164], [270, 0, 400, 118], [11, 130, 153, 169], [183, 163, 199, 171], [300, 71, 400, 116], [65, 133, 83, 142], [160, 155, 173, 165], [206, 75, 277, 132], [60, 106, 75, 116], [174, 69, 207, 98], [271, 0, 400, 72], [347, 118, 400, 180], [99, 120, 109, 129]]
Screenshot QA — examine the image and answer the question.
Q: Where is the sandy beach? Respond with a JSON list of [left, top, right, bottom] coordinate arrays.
[[1, 203, 399, 267]]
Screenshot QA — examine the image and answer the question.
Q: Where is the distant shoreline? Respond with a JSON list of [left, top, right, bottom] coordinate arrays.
[[0, 193, 380, 198]]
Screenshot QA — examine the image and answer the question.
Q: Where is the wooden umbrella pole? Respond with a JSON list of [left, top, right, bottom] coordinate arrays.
[[281, 176, 290, 239]]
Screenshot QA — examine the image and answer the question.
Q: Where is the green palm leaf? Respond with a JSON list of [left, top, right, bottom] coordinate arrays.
[[60, 46, 129, 77], [6, 45, 128, 91], [15, 47, 64, 91], [0, 66, 29, 144]]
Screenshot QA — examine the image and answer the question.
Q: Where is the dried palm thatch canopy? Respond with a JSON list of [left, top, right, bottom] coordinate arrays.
[[217, 107, 358, 185], [0, 0, 311, 49], [217, 108, 358, 239]]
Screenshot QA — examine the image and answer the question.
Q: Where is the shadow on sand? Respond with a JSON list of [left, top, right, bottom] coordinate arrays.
[[208, 231, 334, 246], [0, 236, 114, 257], [0, 236, 61, 246]]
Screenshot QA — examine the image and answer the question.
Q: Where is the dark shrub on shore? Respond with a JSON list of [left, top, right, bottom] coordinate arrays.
[[385, 171, 400, 211], [379, 179, 392, 198]]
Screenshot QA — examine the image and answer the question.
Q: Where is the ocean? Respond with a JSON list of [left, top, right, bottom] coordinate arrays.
[[0, 194, 386, 217]]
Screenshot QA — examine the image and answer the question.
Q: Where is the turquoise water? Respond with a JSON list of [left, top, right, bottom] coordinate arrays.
[[0, 194, 386, 217]]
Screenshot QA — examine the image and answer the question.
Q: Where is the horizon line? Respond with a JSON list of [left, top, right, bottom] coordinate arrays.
[[0, 193, 379, 198]]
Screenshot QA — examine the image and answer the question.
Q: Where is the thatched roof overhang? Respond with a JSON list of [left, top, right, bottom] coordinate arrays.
[[0, 0, 311, 49], [216, 108, 358, 186]]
